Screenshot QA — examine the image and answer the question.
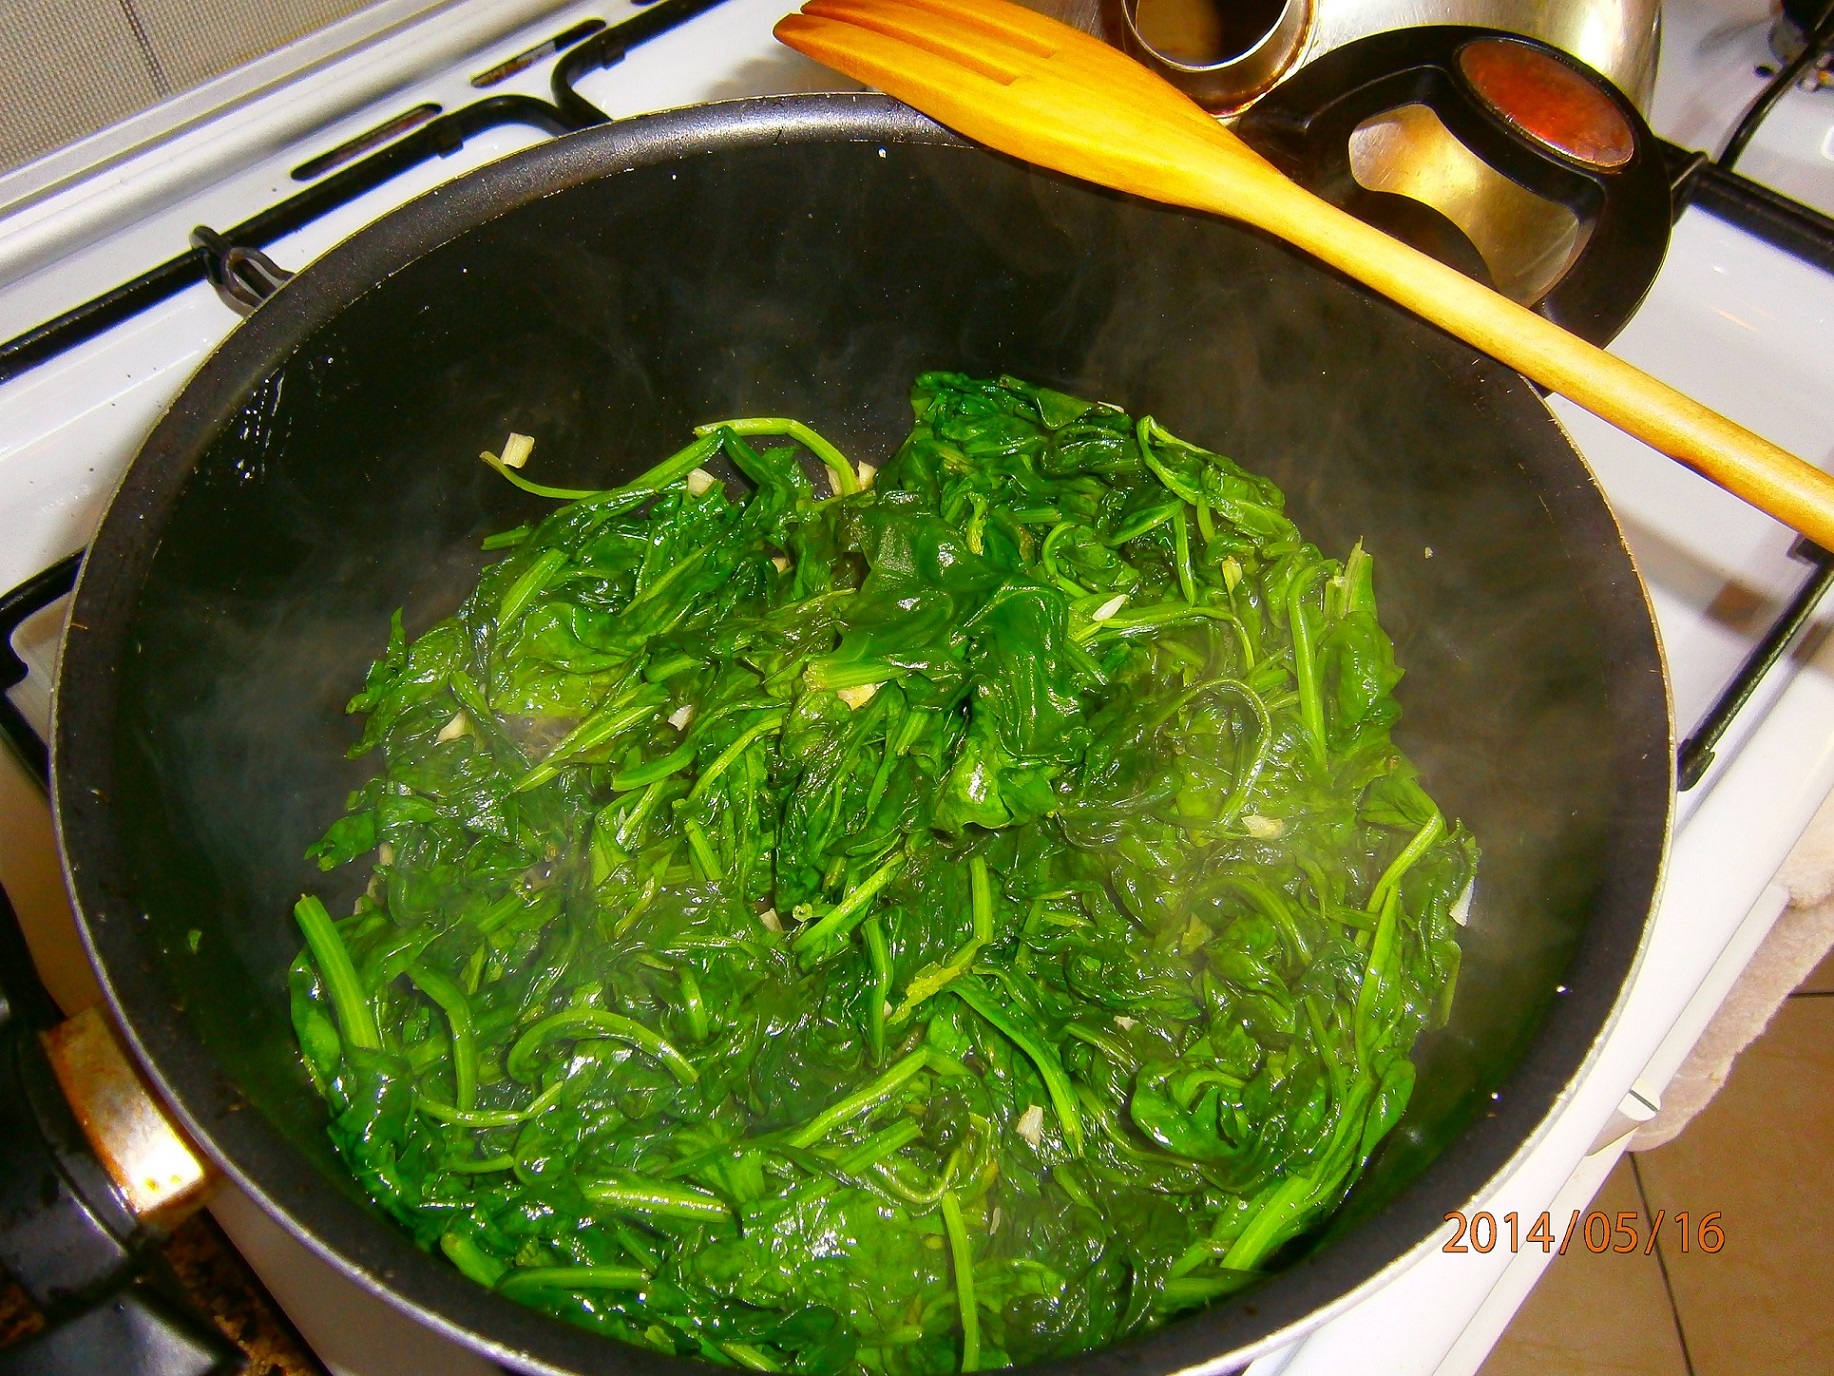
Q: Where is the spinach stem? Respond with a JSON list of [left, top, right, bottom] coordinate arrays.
[[1104, 504, 1179, 546], [805, 658, 903, 691], [941, 1189, 980, 1373], [445, 1153, 515, 1174], [683, 817, 720, 881], [1039, 523, 1092, 595], [1209, 874, 1309, 965], [950, 978, 1083, 1153], [1081, 602, 1241, 644], [1053, 1163, 1096, 1209], [480, 524, 530, 550], [479, 451, 599, 501], [625, 544, 712, 613], [1064, 1021, 1132, 1066], [406, 963, 476, 1110], [1288, 571, 1327, 765], [838, 1116, 922, 1173], [576, 429, 727, 512], [415, 1079, 563, 1127], [676, 965, 709, 1043], [863, 916, 891, 1065], [1173, 506, 1197, 605], [970, 856, 994, 943], [441, 1230, 507, 1286], [473, 889, 530, 936], [611, 741, 695, 791], [294, 896, 379, 1050], [688, 711, 788, 801], [1186, 681, 1270, 827], [889, 856, 993, 1023], [1365, 810, 1446, 915], [613, 1222, 662, 1271], [507, 1008, 698, 1085], [514, 685, 665, 791], [581, 1176, 732, 1222], [1355, 887, 1403, 1067], [784, 1047, 931, 1149], [616, 779, 671, 850], [965, 493, 989, 555], [787, 1117, 927, 1207], [1162, 1274, 1253, 1306], [1135, 417, 1204, 504], [792, 850, 907, 957], [695, 417, 859, 496], [498, 548, 568, 631], [496, 1266, 648, 1301], [720, 1343, 783, 1371]]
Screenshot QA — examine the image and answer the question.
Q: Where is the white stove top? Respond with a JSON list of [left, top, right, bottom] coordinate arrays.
[[1, 2, 1831, 1374]]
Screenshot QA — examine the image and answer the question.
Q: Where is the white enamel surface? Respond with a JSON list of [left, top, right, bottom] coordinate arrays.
[[0, 0, 582, 298], [2, 1, 1833, 1373], [1653, 0, 1834, 215], [1550, 208, 1834, 817]]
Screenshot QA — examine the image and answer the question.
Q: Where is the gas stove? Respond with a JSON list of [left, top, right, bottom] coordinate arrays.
[[1, 1, 1831, 1373]]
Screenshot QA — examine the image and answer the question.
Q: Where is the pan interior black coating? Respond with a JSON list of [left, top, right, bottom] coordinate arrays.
[[56, 96, 1668, 1376]]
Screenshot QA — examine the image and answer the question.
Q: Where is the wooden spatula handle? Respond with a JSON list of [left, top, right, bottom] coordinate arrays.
[[1226, 168, 1834, 550]]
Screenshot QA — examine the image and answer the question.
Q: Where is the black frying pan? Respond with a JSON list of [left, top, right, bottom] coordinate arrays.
[[53, 94, 1669, 1375]]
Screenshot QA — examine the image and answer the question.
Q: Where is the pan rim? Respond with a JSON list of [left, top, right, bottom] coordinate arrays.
[[50, 90, 1673, 1376]]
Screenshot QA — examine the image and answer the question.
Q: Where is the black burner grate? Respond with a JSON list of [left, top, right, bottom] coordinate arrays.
[[0, 0, 734, 384]]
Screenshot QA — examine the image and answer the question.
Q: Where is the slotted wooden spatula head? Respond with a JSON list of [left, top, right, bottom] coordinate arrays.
[[775, 0, 1286, 214]]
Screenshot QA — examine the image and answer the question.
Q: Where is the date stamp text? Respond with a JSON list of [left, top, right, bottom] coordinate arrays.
[[1443, 1209, 1724, 1256]]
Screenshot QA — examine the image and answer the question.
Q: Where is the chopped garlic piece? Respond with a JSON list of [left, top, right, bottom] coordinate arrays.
[[500, 433, 535, 469], [856, 460, 878, 490], [377, 842, 395, 867], [1113, 1015, 1137, 1031], [1015, 1104, 1045, 1147], [1242, 813, 1286, 839], [1451, 877, 1475, 927], [686, 467, 717, 496], [668, 703, 696, 731], [759, 907, 783, 933], [771, 554, 791, 573], [1091, 594, 1127, 623], [989, 1207, 1003, 1234], [436, 711, 471, 743], [837, 683, 881, 710]]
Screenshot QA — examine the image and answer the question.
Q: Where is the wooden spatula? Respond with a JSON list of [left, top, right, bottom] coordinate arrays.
[[776, 0, 1834, 552]]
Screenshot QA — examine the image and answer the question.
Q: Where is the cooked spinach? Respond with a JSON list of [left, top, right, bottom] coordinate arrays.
[[291, 372, 1474, 1373]]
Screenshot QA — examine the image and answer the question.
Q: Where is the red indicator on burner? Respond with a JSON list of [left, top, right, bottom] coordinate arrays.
[[1458, 38, 1635, 170]]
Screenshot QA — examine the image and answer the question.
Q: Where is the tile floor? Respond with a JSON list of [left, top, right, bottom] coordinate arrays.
[[1478, 945, 1834, 1376]]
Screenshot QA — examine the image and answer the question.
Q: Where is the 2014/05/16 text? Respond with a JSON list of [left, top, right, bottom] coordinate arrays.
[[1443, 1209, 1724, 1256]]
